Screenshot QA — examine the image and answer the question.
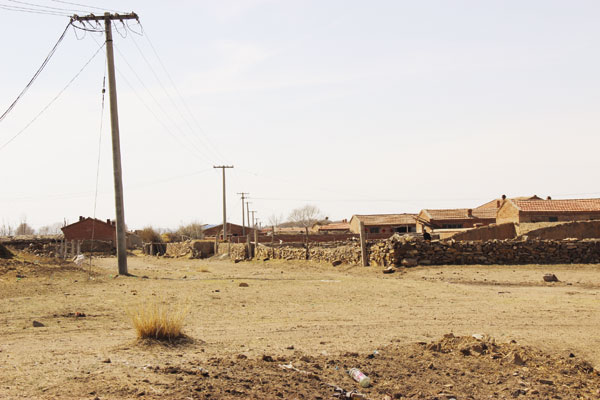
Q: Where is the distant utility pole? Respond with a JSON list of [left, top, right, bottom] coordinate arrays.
[[246, 201, 251, 233], [237, 192, 249, 236], [214, 165, 234, 239], [250, 210, 257, 229], [72, 12, 139, 276]]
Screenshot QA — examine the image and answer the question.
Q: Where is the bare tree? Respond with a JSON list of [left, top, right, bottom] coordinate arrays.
[[175, 221, 204, 241], [15, 222, 35, 235], [0, 219, 14, 236], [288, 205, 322, 236], [38, 222, 63, 235], [268, 213, 284, 229]]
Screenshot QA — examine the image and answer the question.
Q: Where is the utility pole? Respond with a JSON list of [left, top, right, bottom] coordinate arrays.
[[246, 201, 251, 234], [72, 12, 138, 276], [250, 210, 257, 229], [237, 192, 249, 236], [214, 165, 233, 240]]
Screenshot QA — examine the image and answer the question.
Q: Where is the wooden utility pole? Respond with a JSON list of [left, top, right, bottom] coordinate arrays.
[[246, 201, 251, 235], [72, 12, 138, 275], [237, 192, 249, 236], [359, 221, 368, 267], [250, 210, 257, 230], [214, 165, 233, 240]]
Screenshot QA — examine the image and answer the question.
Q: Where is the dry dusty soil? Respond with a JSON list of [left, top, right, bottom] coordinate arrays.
[[1, 250, 600, 399]]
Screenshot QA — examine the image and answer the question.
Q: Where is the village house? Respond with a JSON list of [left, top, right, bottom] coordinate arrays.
[[312, 219, 351, 233], [349, 214, 417, 235], [61, 216, 142, 248], [203, 223, 254, 238], [496, 198, 600, 224], [62, 217, 116, 242], [416, 208, 497, 232]]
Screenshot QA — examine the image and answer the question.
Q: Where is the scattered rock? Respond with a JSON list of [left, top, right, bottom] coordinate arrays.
[[383, 266, 395, 274], [102, 358, 111, 363], [239, 282, 249, 287], [262, 355, 274, 362], [32, 320, 44, 327], [286, 345, 295, 350], [539, 379, 554, 385], [331, 260, 342, 267], [401, 258, 418, 267], [511, 352, 526, 366], [543, 274, 559, 282]]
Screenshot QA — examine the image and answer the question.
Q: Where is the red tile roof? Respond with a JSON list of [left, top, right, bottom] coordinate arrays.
[[422, 208, 497, 220], [476, 195, 541, 210], [352, 214, 417, 226], [316, 222, 350, 231], [513, 199, 600, 213]]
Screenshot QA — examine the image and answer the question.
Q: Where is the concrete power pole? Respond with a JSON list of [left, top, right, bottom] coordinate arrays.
[[237, 192, 249, 236], [72, 12, 138, 276], [214, 166, 233, 240]]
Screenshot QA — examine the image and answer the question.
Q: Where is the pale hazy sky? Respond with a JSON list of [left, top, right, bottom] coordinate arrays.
[[1, 0, 599, 231]]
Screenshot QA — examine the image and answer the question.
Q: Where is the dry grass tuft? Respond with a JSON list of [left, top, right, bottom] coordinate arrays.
[[129, 300, 190, 342]]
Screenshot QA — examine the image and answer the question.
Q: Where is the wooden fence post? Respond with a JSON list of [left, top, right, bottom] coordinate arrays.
[[359, 221, 368, 267]]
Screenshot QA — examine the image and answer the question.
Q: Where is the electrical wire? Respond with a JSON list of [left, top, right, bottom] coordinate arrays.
[[109, 40, 218, 164], [138, 22, 229, 164], [50, 0, 124, 13], [0, 3, 69, 15], [89, 60, 107, 272], [0, 41, 106, 152], [6, 0, 89, 13], [126, 30, 221, 164], [0, 22, 70, 124]]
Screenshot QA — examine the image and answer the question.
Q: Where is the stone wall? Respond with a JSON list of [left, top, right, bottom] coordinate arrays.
[[217, 242, 248, 261], [164, 240, 215, 258]]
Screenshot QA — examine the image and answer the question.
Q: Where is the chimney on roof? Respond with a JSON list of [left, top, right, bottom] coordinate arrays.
[[467, 209, 473, 217], [547, 196, 552, 200], [79, 216, 84, 221], [496, 200, 501, 208], [501, 194, 506, 200], [107, 219, 111, 225]]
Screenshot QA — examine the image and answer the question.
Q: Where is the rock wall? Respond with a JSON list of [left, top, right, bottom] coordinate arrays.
[[0, 243, 12, 259], [165, 240, 215, 258], [217, 243, 248, 261]]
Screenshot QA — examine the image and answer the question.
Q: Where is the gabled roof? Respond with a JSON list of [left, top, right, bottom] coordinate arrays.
[[476, 195, 541, 210], [511, 198, 600, 213], [351, 214, 417, 226], [61, 217, 113, 231], [316, 222, 350, 231], [421, 208, 497, 220]]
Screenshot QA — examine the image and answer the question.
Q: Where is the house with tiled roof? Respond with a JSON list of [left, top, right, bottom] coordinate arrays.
[[349, 214, 417, 235], [313, 220, 351, 233], [476, 195, 542, 210], [416, 208, 497, 232], [497, 198, 600, 224]]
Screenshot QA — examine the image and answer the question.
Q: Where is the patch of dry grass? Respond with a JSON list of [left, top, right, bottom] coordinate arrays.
[[129, 300, 189, 342]]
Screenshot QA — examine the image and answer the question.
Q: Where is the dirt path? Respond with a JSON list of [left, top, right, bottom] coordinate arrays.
[[1, 253, 599, 399]]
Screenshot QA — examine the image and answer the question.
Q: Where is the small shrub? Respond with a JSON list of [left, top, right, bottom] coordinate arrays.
[[129, 300, 189, 341], [138, 227, 162, 243]]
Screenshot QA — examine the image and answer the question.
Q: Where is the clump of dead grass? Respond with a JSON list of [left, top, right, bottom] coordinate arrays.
[[129, 300, 190, 342]]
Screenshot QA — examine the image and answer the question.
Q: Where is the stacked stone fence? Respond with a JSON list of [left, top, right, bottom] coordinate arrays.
[[224, 232, 392, 244], [227, 235, 600, 266]]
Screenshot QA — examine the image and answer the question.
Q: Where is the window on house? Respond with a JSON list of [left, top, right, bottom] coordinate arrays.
[[442, 223, 463, 229], [549, 217, 558, 222], [369, 227, 380, 234], [394, 226, 408, 233]]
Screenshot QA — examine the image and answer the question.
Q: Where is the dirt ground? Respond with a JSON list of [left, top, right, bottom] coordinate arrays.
[[1, 251, 600, 399]]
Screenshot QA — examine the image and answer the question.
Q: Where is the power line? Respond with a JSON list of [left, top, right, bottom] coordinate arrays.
[[0, 3, 70, 15], [138, 21, 229, 163], [6, 0, 89, 13], [50, 0, 124, 13], [0, 41, 106, 152], [127, 27, 224, 164], [0, 21, 70, 124]]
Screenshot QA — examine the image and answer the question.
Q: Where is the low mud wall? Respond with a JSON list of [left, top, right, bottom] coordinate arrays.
[[452, 223, 517, 241], [164, 240, 214, 258], [521, 220, 600, 240]]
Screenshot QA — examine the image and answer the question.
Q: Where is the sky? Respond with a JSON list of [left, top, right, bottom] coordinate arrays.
[[1, 0, 600, 231]]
